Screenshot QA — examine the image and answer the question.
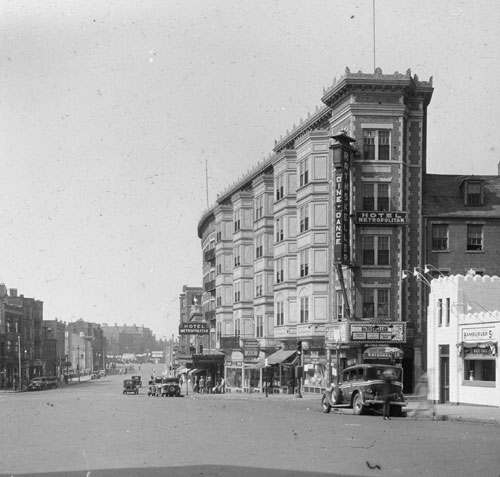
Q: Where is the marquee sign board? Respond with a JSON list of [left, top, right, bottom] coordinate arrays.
[[179, 323, 209, 335], [356, 212, 407, 225]]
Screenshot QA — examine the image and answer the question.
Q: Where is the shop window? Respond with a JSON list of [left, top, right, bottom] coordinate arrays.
[[464, 359, 495, 382], [432, 224, 449, 251], [467, 224, 483, 251]]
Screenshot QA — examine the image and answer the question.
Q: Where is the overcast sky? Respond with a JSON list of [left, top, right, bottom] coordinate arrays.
[[1, 0, 499, 339]]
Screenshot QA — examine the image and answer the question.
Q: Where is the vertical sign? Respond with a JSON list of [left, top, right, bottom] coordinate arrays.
[[334, 150, 350, 264]]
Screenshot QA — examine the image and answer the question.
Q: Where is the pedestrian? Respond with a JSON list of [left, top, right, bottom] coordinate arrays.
[[409, 373, 436, 420], [193, 377, 199, 394], [382, 370, 395, 420], [206, 375, 212, 394], [199, 375, 205, 394]]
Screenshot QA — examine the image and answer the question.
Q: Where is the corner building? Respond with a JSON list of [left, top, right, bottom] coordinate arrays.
[[197, 68, 433, 393]]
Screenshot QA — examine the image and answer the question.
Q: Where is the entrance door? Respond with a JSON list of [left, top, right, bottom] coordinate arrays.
[[439, 345, 450, 403]]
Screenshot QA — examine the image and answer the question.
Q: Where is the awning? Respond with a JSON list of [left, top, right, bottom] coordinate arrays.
[[245, 362, 265, 370], [175, 366, 189, 375], [267, 349, 296, 365]]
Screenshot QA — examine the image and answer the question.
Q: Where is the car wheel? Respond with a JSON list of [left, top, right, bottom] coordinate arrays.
[[321, 396, 332, 414], [122, 391, 126, 395], [353, 393, 365, 415], [332, 385, 342, 405]]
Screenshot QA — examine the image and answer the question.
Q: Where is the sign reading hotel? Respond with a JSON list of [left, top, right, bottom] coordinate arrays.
[[350, 322, 406, 343], [356, 211, 407, 225], [333, 150, 350, 264], [179, 322, 209, 335]]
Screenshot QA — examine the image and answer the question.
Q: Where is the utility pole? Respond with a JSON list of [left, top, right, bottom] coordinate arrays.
[[77, 345, 80, 382], [17, 335, 21, 391]]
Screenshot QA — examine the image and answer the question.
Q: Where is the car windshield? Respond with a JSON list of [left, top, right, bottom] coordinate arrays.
[[367, 367, 402, 381]]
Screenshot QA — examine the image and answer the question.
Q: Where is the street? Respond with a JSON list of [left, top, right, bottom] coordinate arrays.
[[1, 369, 499, 477]]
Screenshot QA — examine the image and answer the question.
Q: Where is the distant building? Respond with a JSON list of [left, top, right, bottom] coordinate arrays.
[[43, 319, 66, 377], [101, 323, 157, 357]]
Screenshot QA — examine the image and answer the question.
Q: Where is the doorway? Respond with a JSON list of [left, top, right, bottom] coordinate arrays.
[[439, 345, 450, 403]]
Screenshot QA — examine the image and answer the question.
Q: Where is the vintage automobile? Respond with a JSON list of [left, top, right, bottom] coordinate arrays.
[[27, 377, 49, 391], [321, 364, 406, 416], [123, 379, 139, 395], [46, 377, 59, 389], [160, 377, 181, 397], [131, 375, 142, 388], [147, 377, 163, 396]]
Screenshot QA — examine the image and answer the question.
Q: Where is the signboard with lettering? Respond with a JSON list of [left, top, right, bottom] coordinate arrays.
[[350, 322, 406, 343], [179, 322, 209, 335], [333, 150, 350, 264], [356, 212, 406, 225], [461, 327, 495, 342]]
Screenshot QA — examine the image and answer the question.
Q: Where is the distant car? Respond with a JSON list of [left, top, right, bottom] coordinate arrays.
[[131, 375, 142, 388], [28, 377, 49, 391], [160, 377, 181, 397], [46, 377, 59, 389], [90, 373, 99, 380], [321, 364, 406, 416], [123, 379, 139, 395]]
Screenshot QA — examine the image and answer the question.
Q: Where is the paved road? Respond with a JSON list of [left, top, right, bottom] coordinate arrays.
[[1, 371, 499, 477]]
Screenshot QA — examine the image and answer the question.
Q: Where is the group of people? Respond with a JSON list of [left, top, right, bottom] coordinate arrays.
[[191, 375, 225, 394]]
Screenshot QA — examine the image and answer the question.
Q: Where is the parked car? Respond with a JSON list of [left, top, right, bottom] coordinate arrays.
[[147, 377, 163, 397], [46, 377, 59, 389], [321, 364, 406, 416], [160, 377, 181, 397], [27, 377, 49, 391]]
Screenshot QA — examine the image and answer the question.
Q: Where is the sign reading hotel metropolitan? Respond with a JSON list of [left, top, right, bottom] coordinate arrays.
[[356, 211, 407, 225], [179, 322, 209, 335]]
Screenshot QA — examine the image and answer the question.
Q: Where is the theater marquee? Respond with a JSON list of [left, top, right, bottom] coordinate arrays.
[[356, 211, 407, 225]]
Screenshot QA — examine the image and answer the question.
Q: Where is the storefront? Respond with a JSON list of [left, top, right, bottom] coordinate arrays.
[[427, 274, 500, 407]]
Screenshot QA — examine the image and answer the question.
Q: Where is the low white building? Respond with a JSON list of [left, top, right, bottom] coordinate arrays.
[[427, 274, 499, 407]]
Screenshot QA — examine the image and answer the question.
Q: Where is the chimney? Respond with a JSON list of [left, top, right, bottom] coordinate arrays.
[[9, 288, 17, 297]]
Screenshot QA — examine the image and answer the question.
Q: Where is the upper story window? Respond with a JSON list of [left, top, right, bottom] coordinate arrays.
[[299, 158, 309, 187], [234, 282, 241, 303], [255, 274, 264, 297], [362, 236, 390, 266], [276, 175, 284, 201], [275, 218, 284, 242], [467, 224, 483, 251], [276, 300, 284, 326], [362, 288, 389, 319], [299, 249, 309, 277], [216, 223, 222, 242], [363, 129, 390, 161], [255, 234, 264, 258], [300, 297, 309, 323], [362, 183, 390, 211], [299, 204, 310, 233], [234, 245, 241, 267], [255, 195, 264, 219], [464, 180, 484, 206], [256, 315, 264, 338], [432, 224, 449, 251], [276, 257, 284, 283], [234, 210, 241, 232], [234, 319, 240, 337], [336, 290, 344, 321]]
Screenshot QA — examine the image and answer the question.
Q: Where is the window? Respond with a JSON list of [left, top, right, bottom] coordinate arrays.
[[6, 319, 12, 333], [275, 218, 284, 242], [362, 183, 390, 211], [300, 297, 309, 323], [234, 210, 241, 232], [255, 235, 264, 258], [256, 315, 264, 338], [465, 181, 483, 206], [234, 319, 240, 337], [363, 129, 391, 160], [255, 274, 263, 297], [216, 223, 222, 242], [299, 158, 309, 187], [362, 289, 389, 319], [216, 321, 221, 340], [234, 283, 241, 303], [234, 246, 241, 267], [276, 258, 284, 283], [299, 205, 309, 233], [216, 289, 222, 307], [216, 256, 222, 275], [432, 224, 449, 251], [467, 224, 483, 251], [300, 250, 309, 277], [6, 340, 12, 354], [255, 195, 264, 219], [464, 359, 495, 382], [362, 236, 390, 266], [276, 175, 284, 201], [437, 299, 443, 326], [336, 290, 344, 321], [276, 301, 284, 326]]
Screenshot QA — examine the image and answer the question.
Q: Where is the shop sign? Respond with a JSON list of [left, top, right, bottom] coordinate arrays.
[[350, 322, 406, 343], [463, 342, 496, 358], [356, 211, 406, 225], [462, 327, 495, 342], [179, 323, 209, 335], [244, 347, 259, 358], [363, 346, 403, 360], [333, 150, 350, 265]]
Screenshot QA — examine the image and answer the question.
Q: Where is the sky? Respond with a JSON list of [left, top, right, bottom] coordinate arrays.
[[1, 0, 499, 340]]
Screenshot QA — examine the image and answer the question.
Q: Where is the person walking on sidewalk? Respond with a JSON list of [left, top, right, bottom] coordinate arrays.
[[409, 373, 436, 420], [382, 370, 395, 420]]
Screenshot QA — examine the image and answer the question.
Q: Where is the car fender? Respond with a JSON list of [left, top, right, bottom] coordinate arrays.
[[322, 390, 336, 407], [351, 389, 365, 406]]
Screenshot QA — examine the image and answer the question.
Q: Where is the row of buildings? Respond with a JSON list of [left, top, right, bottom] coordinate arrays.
[[180, 67, 500, 401], [0, 283, 162, 389]]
